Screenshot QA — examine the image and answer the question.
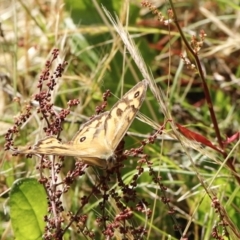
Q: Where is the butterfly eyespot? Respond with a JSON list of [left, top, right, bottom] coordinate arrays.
[[134, 91, 140, 98], [80, 137, 86, 142]]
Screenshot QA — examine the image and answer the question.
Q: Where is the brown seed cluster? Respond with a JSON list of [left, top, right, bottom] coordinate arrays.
[[6, 46, 185, 239]]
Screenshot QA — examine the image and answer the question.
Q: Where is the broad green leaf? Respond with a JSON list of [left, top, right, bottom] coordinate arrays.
[[9, 178, 47, 240]]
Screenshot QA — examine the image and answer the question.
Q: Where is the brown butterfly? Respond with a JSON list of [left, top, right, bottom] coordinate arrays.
[[16, 80, 148, 168]]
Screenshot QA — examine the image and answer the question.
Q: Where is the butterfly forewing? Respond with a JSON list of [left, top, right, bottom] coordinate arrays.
[[105, 80, 148, 150]]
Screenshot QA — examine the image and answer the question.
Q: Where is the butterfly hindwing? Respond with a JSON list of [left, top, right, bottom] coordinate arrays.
[[71, 112, 114, 163], [16, 113, 111, 168]]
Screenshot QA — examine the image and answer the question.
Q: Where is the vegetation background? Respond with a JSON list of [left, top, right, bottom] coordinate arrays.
[[0, 0, 240, 239]]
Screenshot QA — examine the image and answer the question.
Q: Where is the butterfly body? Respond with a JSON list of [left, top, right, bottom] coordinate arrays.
[[16, 80, 148, 168]]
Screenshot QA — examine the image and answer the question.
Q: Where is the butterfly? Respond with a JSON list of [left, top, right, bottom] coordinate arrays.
[[15, 80, 148, 168]]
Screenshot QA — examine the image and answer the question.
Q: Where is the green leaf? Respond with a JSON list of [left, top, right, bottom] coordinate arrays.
[[2, 160, 15, 188], [9, 178, 47, 240]]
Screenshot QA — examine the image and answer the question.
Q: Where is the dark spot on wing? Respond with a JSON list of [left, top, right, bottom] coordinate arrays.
[[130, 104, 137, 111], [116, 108, 123, 116]]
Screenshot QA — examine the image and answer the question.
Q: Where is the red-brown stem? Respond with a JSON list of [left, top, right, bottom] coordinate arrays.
[[168, 0, 224, 152]]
